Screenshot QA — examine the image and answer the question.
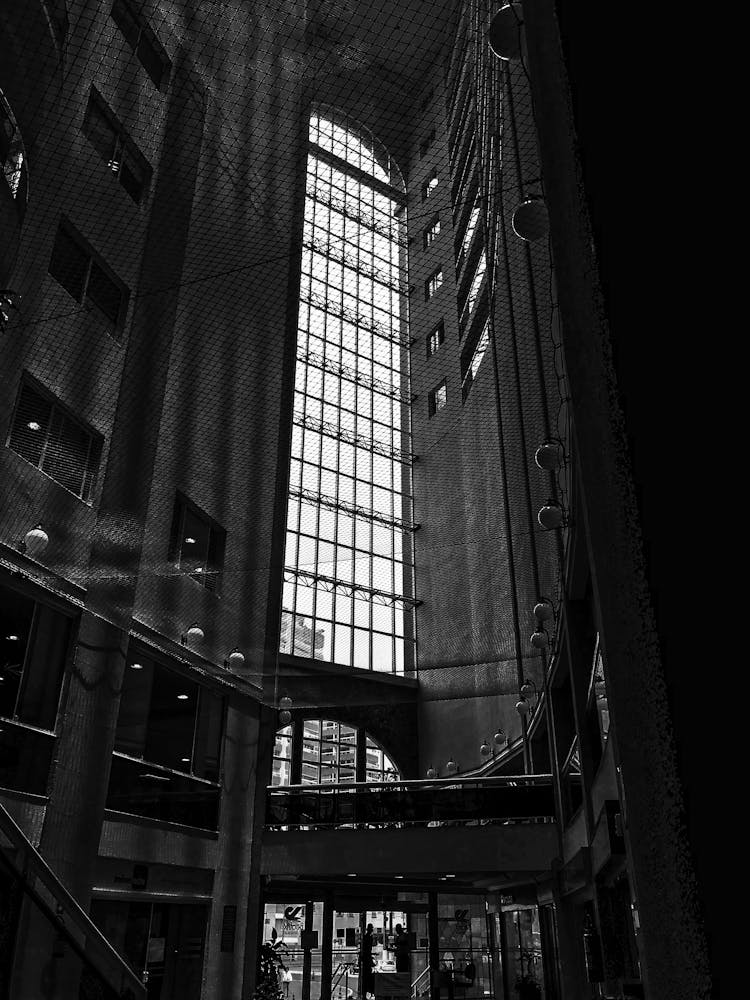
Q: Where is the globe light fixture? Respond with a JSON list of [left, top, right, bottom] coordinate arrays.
[[493, 729, 506, 746], [530, 629, 549, 649], [426, 766, 437, 779], [516, 699, 531, 717], [182, 623, 204, 646], [533, 600, 554, 622], [534, 441, 563, 471], [225, 648, 245, 669], [520, 680, 537, 700], [280, 695, 292, 710], [512, 198, 549, 242], [279, 709, 292, 726], [538, 503, 563, 530], [23, 524, 49, 557], [480, 740, 492, 758], [445, 758, 458, 775], [488, 3, 523, 60]]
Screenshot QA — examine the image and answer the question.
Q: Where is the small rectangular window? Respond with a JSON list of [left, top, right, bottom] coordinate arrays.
[[423, 216, 441, 249], [421, 174, 439, 202], [426, 321, 445, 357], [7, 377, 102, 501], [419, 130, 436, 159], [82, 89, 151, 204], [48, 220, 129, 334], [424, 268, 443, 301], [428, 380, 447, 417], [168, 494, 226, 593], [111, 0, 171, 90]]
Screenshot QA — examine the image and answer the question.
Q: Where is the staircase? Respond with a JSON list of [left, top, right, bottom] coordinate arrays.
[[0, 801, 146, 1000]]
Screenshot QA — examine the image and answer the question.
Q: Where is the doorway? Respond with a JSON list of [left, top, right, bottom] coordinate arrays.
[[90, 898, 207, 999]]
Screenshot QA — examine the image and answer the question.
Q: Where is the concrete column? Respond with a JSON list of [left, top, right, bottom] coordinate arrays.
[[201, 700, 262, 999]]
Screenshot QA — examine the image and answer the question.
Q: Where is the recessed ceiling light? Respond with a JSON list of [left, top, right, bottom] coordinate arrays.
[[347, 873, 357, 877], [184, 537, 196, 544], [395, 875, 404, 879], [27, 421, 41, 431], [181, 757, 190, 762], [6, 635, 20, 641], [445, 874, 456, 878], [130, 662, 143, 670], [177, 694, 189, 700]]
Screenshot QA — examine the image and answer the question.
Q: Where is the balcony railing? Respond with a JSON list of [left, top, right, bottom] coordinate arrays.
[[265, 775, 555, 830], [105, 752, 221, 831]]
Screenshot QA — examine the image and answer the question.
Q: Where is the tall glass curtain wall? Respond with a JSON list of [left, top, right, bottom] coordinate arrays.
[[281, 108, 415, 674]]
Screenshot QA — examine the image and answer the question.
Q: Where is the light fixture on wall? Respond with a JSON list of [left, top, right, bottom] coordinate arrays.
[[279, 694, 292, 726], [512, 198, 550, 242], [488, 3, 523, 60], [20, 523, 49, 558], [0, 289, 20, 329], [520, 679, 538, 701], [533, 600, 554, 623], [515, 698, 531, 718], [530, 627, 549, 649], [481, 728, 509, 760], [224, 648, 245, 669], [181, 623, 204, 646], [426, 765, 438, 779], [537, 502, 563, 530], [445, 758, 459, 776], [534, 441, 563, 471]]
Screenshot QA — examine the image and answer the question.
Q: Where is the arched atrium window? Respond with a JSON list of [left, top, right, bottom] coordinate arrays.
[[271, 720, 400, 787], [280, 106, 417, 674]]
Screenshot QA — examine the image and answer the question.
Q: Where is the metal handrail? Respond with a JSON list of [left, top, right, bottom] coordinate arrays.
[[267, 774, 554, 794], [0, 802, 146, 999], [412, 965, 431, 996]]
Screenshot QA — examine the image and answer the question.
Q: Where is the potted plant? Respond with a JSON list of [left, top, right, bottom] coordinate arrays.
[[251, 931, 290, 1000]]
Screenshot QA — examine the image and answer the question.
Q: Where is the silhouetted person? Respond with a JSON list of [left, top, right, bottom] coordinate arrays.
[[394, 924, 410, 974], [454, 955, 475, 986], [361, 923, 375, 997]]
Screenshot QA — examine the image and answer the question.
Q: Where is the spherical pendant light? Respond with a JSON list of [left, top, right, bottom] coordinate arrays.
[[538, 504, 563, 530], [493, 729, 506, 746], [227, 649, 245, 669], [515, 699, 530, 717], [24, 524, 49, 557], [445, 758, 458, 775], [280, 695, 292, 710], [534, 441, 563, 470], [488, 4, 523, 60], [480, 741, 492, 758], [533, 600, 554, 622], [520, 681, 536, 699], [279, 709, 292, 726], [530, 629, 549, 650], [512, 198, 549, 242], [426, 766, 437, 779], [185, 623, 204, 644]]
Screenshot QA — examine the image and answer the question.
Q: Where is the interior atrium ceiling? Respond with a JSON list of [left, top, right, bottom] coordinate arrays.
[[304, 0, 455, 94]]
